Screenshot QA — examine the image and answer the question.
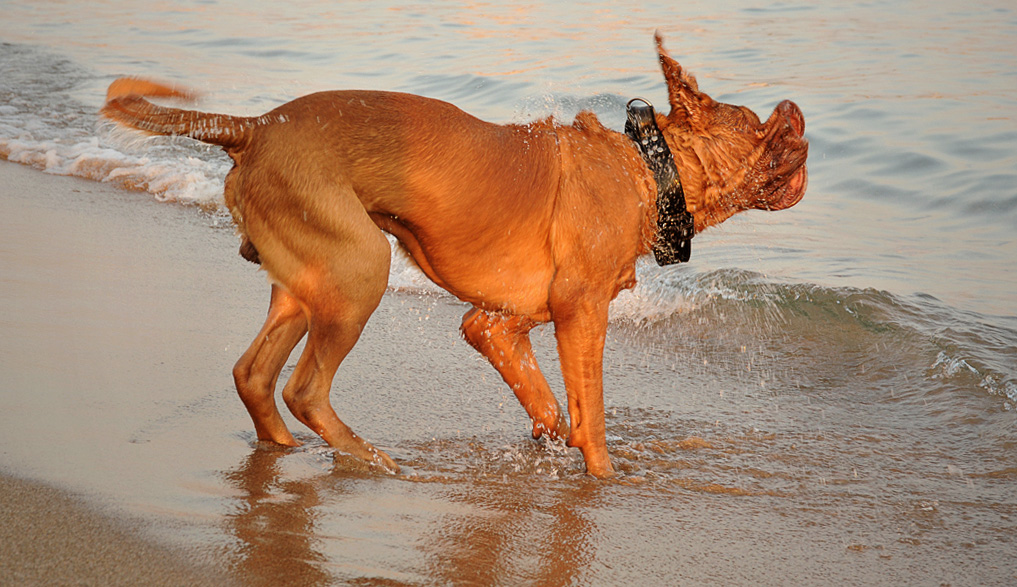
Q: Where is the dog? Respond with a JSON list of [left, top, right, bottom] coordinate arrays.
[[101, 34, 807, 478]]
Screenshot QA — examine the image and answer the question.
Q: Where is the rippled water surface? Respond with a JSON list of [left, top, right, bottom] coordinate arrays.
[[1, 1, 1015, 584]]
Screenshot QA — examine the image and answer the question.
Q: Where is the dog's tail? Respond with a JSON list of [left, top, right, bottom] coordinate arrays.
[[101, 78, 254, 150]]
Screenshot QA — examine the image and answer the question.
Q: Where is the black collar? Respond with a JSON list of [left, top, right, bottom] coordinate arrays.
[[624, 98, 694, 265]]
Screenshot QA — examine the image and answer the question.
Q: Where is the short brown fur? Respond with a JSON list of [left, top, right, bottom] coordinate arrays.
[[101, 34, 807, 477]]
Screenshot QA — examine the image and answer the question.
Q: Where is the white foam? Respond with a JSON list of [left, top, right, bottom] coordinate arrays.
[[610, 262, 697, 325], [1, 112, 230, 207]]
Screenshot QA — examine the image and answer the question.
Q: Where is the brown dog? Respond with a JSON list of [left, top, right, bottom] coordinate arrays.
[[101, 34, 807, 478]]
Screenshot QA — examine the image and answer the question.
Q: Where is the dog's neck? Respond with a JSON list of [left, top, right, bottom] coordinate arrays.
[[624, 99, 695, 266]]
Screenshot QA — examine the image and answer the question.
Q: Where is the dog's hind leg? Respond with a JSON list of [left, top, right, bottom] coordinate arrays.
[[232, 284, 308, 447], [461, 308, 570, 441], [278, 225, 398, 472]]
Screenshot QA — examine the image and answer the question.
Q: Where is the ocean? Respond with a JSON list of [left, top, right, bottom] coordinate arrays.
[[1, 1, 1015, 584]]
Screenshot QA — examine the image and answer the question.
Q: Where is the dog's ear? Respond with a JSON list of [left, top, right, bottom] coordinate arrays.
[[655, 32, 713, 130]]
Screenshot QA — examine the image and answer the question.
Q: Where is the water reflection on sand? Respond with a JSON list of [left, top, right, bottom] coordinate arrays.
[[221, 441, 598, 586]]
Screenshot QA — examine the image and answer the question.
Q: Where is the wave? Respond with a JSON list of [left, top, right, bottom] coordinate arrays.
[[612, 266, 1017, 412], [0, 45, 231, 207]]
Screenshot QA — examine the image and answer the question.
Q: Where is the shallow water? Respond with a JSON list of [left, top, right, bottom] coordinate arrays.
[[1, 1, 1016, 584]]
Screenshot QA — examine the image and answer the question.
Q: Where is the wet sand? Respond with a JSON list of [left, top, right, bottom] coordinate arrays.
[[0, 161, 239, 585], [2, 160, 1015, 586], [0, 474, 234, 586]]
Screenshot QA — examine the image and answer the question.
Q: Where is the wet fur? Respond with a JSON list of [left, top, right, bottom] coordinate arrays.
[[100, 34, 808, 477]]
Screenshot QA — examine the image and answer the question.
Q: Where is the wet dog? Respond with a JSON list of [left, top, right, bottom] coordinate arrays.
[[101, 34, 807, 477]]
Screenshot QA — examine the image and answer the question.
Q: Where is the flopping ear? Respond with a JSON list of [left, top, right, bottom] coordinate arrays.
[[655, 32, 713, 130]]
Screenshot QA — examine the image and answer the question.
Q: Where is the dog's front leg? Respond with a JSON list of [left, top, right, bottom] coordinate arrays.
[[461, 308, 570, 441], [551, 297, 615, 478]]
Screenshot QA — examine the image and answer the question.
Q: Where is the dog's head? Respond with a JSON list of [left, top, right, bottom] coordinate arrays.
[[654, 34, 808, 232]]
